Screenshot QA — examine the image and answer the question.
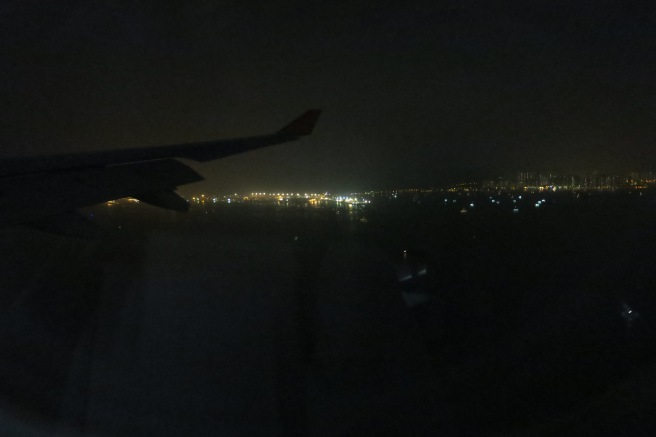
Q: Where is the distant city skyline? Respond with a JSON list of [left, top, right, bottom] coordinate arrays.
[[178, 170, 656, 198]]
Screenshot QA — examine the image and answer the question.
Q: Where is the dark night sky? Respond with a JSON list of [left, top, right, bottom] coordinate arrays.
[[1, 1, 655, 193]]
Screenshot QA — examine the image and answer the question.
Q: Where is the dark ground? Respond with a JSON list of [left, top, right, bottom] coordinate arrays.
[[0, 191, 655, 436]]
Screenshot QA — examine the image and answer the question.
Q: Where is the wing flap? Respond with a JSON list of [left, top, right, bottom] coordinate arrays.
[[0, 159, 202, 226]]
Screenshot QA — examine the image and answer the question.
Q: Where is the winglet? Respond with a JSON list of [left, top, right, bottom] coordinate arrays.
[[277, 109, 322, 136]]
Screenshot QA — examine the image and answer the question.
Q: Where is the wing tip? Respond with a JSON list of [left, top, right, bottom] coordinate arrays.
[[277, 109, 322, 136]]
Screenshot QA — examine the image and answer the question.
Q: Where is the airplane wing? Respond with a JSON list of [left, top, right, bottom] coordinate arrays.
[[0, 109, 321, 235]]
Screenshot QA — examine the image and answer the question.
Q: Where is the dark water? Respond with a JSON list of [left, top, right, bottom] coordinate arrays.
[[0, 192, 655, 436]]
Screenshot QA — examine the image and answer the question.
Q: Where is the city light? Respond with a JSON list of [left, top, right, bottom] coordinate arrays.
[[167, 172, 656, 218]]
